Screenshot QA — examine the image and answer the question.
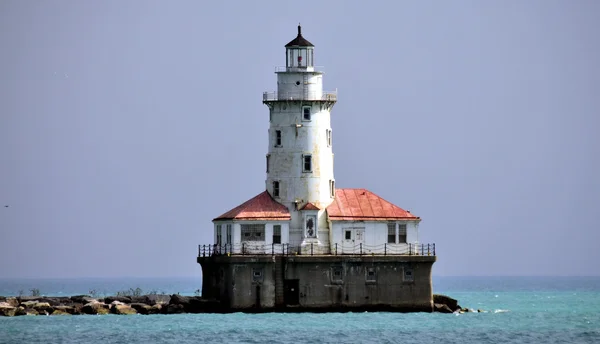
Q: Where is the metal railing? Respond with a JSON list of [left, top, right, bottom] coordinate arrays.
[[198, 243, 436, 257], [274, 66, 326, 73], [262, 91, 337, 102]]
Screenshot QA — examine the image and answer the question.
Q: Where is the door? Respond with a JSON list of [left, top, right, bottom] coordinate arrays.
[[342, 227, 365, 254], [284, 279, 299, 305]]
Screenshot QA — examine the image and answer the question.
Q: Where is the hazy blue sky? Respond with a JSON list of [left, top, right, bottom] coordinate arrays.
[[1, 1, 598, 278]]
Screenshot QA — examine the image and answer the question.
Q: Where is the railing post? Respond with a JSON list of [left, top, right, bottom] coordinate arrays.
[[384, 243, 387, 256], [335, 243, 338, 256], [272, 243, 274, 256], [242, 242, 245, 255], [311, 243, 313, 256], [421, 244, 424, 256], [360, 243, 363, 255], [427, 244, 430, 256], [433, 243, 436, 256]]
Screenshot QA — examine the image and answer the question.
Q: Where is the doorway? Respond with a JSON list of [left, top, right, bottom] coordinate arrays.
[[284, 279, 299, 305]]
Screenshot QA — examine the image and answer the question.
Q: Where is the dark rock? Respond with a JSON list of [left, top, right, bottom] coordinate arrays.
[[18, 296, 41, 302], [434, 303, 454, 313], [14, 307, 27, 316], [70, 295, 95, 304], [38, 297, 71, 306], [32, 302, 54, 314], [433, 294, 459, 312], [145, 294, 170, 305], [130, 303, 151, 315], [104, 296, 132, 304], [169, 294, 190, 305], [186, 297, 220, 313], [54, 305, 77, 315], [163, 304, 185, 314]]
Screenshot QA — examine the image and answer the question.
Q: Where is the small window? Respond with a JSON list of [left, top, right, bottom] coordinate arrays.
[[275, 130, 282, 147], [404, 268, 414, 282], [303, 154, 312, 172], [387, 223, 396, 244], [331, 266, 343, 281], [329, 180, 335, 198], [252, 268, 263, 281], [303, 106, 311, 121], [398, 224, 407, 243], [326, 129, 332, 147], [266, 154, 270, 173], [345, 230, 352, 240], [366, 268, 376, 282], [273, 181, 280, 197], [273, 225, 281, 244]]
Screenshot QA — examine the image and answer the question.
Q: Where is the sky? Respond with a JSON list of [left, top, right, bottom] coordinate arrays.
[[1, 1, 599, 278]]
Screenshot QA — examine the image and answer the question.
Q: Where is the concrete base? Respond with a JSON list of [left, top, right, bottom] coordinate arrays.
[[198, 254, 436, 313]]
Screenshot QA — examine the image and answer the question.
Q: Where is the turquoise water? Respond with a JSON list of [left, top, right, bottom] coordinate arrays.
[[1, 277, 599, 343]]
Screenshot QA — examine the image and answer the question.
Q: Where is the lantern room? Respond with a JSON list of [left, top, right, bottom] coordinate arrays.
[[285, 24, 314, 71]]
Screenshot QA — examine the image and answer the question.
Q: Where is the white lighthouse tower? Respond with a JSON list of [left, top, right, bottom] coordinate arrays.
[[263, 24, 337, 253]]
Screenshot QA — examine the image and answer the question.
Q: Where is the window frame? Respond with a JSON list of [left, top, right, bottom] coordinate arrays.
[[326, 129, 332, 147], [241, 224, 266, 242], [266, 154, 270, 173], [329, 180, 335, 198], [302, 154, 312, 173], [302, 106, 311, 121], [387, 222, 396, 244], [275, 130, 282, 147], [273, 224, 281, 244], [273, 180, 280, 198], [398, 224, 407, 244]]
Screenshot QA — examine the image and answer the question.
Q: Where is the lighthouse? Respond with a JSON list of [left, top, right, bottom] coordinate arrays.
[[263, 24, 337, 254], [198, 26, 436, 312]]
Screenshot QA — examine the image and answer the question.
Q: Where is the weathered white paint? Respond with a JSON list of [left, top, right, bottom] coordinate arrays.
[[329, 220, 421, 255], [208, 29, 424, 256]]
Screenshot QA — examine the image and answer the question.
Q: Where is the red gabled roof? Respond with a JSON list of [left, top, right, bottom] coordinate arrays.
[[300, 202, 320, 211], [327, 188, 419, 221], [213, 191, 290, 221]]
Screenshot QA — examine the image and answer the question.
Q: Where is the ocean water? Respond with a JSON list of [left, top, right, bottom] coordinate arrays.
[[1, 276, 599, 344]]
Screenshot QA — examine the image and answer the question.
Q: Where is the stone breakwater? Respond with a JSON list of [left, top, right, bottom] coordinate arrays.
[[0, 294, 470, 316]]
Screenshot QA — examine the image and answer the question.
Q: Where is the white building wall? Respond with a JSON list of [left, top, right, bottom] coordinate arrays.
[[329, 220, 421, 255], [213, 220, 291, 255]]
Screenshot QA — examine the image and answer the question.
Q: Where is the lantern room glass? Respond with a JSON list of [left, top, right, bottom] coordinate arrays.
[[287, 47, 313, 68]]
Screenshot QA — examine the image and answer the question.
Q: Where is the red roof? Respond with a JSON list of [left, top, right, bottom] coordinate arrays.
[[300, 202, 320, 211], [214, 191, 290, 221], [327, 188, 419, 221]]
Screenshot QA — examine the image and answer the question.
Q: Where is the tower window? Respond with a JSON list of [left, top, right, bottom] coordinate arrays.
[[266, 154, 270, 173], [275, 130, 282, 147], [302, 106, 311, 121], [326, 129, 332, 147], [302, 154, 312, 172], [273, 225, 281, 244], [329, 180, 335, 198], [273, 181, 280, 197]]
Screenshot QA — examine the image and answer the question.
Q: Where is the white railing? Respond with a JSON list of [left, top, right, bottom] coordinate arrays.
[[263, 91, 337, 102]]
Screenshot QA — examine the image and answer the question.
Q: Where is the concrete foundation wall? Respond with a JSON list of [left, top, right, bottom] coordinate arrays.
[[198, 255, 435, 312]]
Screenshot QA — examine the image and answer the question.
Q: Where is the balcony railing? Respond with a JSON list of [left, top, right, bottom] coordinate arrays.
[[198, 243, 436, 257], [263, 91, 337, 102]]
